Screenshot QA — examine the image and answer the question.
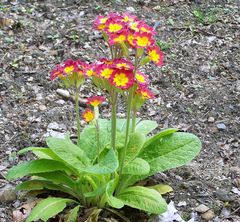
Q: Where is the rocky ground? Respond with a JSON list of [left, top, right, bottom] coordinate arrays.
[[0, 0, 239, 221]]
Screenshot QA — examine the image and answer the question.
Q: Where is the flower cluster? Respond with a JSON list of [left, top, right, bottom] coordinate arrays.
[[51, 12, 164, 122], [94, 12, 164, 66], [95, 58, 135, 90], [50, 59, 87, 80]]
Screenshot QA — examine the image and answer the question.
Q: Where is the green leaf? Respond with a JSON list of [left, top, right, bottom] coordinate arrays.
[[135, 120, 158, 135], [123, 158, 150, 175], [46, 137, 90, 172], [85, 149, 118, 174], [140, 132, 201, 174], [15, 180, 79, 199], [106, 180, 124, 209], [34, 171, 75, 188], [65, 205, 80, 222], [148, 184, 173, 195], [125, 132, 145, 163], [121, 131, 201, 188], [143, 128, 178, 148], [84, 185, 106, 198], [26, 197, 76, 222], [117, 186, 167, 214], [18, 147, 62, 160], [15, 180, 49, 191], [6, 159, 72, 180], [79, 123, 111, 160]]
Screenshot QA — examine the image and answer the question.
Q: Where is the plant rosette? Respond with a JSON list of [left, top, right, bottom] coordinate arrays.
[[6, 12, 201, 222]]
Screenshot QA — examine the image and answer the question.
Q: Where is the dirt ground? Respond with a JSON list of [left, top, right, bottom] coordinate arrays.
[[0, 0, 239, 221]]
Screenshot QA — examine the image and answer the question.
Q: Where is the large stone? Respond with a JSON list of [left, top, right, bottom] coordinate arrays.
[[195, 204, 209, 213], [0, 185, 16, 203], [201, 210, 215, 221]]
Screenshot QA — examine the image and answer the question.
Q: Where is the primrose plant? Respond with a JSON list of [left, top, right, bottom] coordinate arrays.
[[7, 12, 201, 222]]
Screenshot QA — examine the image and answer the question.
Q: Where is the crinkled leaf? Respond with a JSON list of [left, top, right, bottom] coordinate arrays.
[[79, 124, 111, 160], [85, 149, 118, 174], [46, 137, 90, 172], [143, 128, 178, 148], [65, 205, 80, 222], [135, 120, 158, 135], [125, 133, 145, 163], [6, 159, 72, 180], [123, 158, 150, 175], [140, 132, 201, 174], [117, 186, 167, 214], [26, 197, 76, 222], [106, 180, 124, 209], [121, 132, 201, 189]]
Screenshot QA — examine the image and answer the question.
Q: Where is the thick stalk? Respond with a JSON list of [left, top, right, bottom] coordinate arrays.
[[118, 87, 134, 180], [131, 108, 137, 133], [75, 87, 81, 146], [95, 120, 100, 163]]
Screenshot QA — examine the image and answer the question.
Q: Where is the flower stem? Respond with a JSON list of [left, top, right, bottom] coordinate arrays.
[[118, 87, 134, 181], [75, 87, 81, 146], [95, 120, 100, 163], [111, 91, 117, 151], [131, 108, 137, 133]]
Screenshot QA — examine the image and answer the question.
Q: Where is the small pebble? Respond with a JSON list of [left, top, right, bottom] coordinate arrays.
[[48, 122, 60, 130], [27, 77, 34, 82], [56, 89, 70, 98], [56, 99, 65, 105], [216, 123, 226, 130], [177, 201, 187, 207], [201, 210, 215, 221], [195, 204, 209, 213], [208, 117, 215, 123], [126, 6, 135, 12], [39, 105, 47, 111]]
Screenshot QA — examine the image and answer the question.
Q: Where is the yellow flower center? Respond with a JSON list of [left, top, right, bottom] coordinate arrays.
[[136, 73, 145, 83], [136, 36, 149, 47], [114, 73, 129, 87], [84, 111, 94, 122], [123, 16, 129, 22], [100, 18, 107, 23], [113, 35, 125, 43], [100, 68, 113, 79], [98, 24, 106, 30], [149, 50, 160, 62], [86, 69, 94, 76], [141, 91, 149, 98], [140, 27, 150, 33], [91, 100, 100, 107], [116, 63, 128, 68], [64, 66, 74, 74], [130, 22, 139, 31], [108, 23, 122, 32], [127, 34, 135, 45]]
